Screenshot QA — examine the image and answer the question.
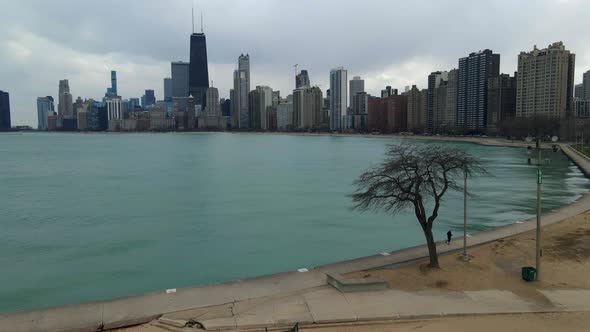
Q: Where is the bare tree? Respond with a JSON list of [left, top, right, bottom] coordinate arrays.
[[351, 144, 485, 268]]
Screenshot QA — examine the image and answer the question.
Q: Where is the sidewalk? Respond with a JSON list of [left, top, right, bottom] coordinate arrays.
[[151, 286, 590, 330]]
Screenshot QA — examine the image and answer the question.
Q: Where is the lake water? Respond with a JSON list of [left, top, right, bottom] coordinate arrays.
[[0, 132, 588, 312]]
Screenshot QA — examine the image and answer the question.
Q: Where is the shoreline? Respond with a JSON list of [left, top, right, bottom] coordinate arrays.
[[0, 140, 588, 332]]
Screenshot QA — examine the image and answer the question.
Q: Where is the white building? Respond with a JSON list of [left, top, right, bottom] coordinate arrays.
[[329, 67, 347, 131]]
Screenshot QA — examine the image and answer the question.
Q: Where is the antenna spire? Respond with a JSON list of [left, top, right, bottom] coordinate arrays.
[[201, 11, 203, 33], [191, 2, 194, 34]]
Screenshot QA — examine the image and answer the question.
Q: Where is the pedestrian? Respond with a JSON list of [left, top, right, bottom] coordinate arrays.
[[446, 230, 453, 245]]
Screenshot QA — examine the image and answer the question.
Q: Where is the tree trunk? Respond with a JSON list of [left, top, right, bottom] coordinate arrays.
[[423, 227, 439, 268]]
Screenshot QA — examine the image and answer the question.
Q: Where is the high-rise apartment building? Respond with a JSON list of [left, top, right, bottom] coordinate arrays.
[[583, 70, 590, 101], [248, 86, 273, 130], [444, 69, 458, 129], [172, 61, 190, 98], [277, 102, 294, 130], [189, 31, 209, 107], [233, 54, 250, 128], [457, 49, 500, 131], [487, 73, 516, 131], [407, 85, 427, 131], [205, 87, 220, 115], [516, 42, 575, 118], [427, 71, 448, 131], [329, 67, 347, 131], [296, 70, 310, 89], [368, 95, 407, 133], [37, 96, 54, 130], [349, 76, 365, 110], [0, 91, 10, 130], [293, 86, 323, 130]]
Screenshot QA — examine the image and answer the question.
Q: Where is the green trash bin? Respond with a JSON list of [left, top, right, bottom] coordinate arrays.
[[522, 266, 537, 281]]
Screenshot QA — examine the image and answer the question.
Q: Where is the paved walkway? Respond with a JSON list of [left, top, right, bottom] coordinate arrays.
[[151, 287, 590, 330], [2, 144, 590, 332]]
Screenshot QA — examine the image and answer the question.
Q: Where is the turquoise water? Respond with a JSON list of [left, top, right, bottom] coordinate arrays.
[[0, 132, 588, 312]]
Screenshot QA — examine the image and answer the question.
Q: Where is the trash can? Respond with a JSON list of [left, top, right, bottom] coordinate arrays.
[[522, 266, 537, 282]]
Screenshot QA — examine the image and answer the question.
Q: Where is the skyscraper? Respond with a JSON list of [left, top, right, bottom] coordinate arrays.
[[516, 42, 575, 118], [205, 87, 220, 116], [457, 49, 500, 131], [445, 69, 458, 129], [349, 76, 365, 109], [111, 71, 117, 96], [189, 29, 209, 107], [293, 86, 323, 130], [164, 78, 173, 102], [427, 71, 448, 130], [407, 85, 427, 131], [37, 96, 55, 130], [58, 80, 74, 119], [329, 67, 347, 131], [142, 90, 156, 108], [487, 73, 516, 131], [0, 91, 10, 130], [296, 70, 310, 89], [233, 54, 250, 128], [583, 70, 590, 100], [575, 84, 585, 100], [172, 61, 190, 98]]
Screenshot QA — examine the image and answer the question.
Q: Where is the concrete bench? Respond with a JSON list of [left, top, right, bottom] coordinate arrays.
[[326, 272, 388, 293]]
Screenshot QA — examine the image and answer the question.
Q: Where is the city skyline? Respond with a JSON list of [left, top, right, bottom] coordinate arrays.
[[1, 0, 590, 126]]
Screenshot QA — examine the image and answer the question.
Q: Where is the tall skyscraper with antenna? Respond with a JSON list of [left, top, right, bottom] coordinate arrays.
[[189, 6, 209, 108]]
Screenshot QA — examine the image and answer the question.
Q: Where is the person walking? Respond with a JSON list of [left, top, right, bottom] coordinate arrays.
[[446, 230, 453, 245]]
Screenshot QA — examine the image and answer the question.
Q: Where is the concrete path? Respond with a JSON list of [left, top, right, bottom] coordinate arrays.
[[155, 286, 590, 330]]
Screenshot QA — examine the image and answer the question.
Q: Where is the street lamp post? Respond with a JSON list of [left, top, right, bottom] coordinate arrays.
[[535, 137, 542, 281], [526, 135, 559, 281], [463, 167, 468, 260]]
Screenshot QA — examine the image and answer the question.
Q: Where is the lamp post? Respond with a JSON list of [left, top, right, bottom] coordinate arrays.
[[525, 135, 559, 281], [462, 167, 469, 261]]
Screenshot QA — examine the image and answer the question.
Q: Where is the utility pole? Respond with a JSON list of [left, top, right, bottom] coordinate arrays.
[[535, 137, 542, 280]]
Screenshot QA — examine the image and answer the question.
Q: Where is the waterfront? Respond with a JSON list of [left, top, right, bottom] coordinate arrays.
[[0, 132, 588, 312]]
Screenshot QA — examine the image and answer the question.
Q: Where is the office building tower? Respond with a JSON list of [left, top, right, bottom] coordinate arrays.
[[221, 98, 231, 117], [329, 67, 347, 131], [487, 73, 516, 131], [349, 76, 365, 109], [516, 42, 575, 118], [457, 49, 500, 131], [164, 78, 173, 101], [427, 71, 448, 131], [575, 84, 585, 100], [233, 54, 250, 128], [296, 70, 311, 89], [142, 90, 156, 108], [248, 86, 273, 130], [277, 102, 294, 130], [0, 91, 10, 130], [172, 61, 190, 98], [349, 91, 369, 130], [36, 96, 55, 130], [189, 29, 209, 107], [576, 100, 590, 118], [205, 87, 220, 115], [58, 79, 74, 119]]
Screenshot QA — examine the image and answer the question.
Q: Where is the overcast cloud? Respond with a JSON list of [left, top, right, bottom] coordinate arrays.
[[1, 0, 589, 126]]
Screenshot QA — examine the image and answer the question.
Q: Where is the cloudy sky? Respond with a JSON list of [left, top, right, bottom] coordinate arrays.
[[1, 0, 589, 127]]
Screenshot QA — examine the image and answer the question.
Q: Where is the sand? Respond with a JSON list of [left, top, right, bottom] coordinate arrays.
[[346, 211, 590, 304]]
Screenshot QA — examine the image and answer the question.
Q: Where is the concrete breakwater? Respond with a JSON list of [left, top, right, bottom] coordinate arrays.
[[1, 143, 589, 332]]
